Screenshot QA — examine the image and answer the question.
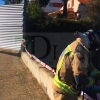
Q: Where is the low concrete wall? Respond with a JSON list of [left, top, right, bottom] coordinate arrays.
[[21, 52, 55, 100]]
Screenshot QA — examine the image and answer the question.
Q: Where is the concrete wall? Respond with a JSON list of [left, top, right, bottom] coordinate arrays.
[[21, 52, 55, 100], [23, 33, 76, 69]]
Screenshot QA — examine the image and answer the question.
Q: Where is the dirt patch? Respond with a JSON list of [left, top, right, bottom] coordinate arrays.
[[0, 49, 50, 100]]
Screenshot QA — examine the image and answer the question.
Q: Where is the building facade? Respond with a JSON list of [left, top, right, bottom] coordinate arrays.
[[44, 0, 89, 15]]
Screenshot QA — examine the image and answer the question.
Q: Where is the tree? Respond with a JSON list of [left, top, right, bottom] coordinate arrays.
[[38, 0, 49, 7], [26, 0, 44, 19], [26, 0, 45, 32], [85, 0, 100, 26], [63, 0, 68, 18]]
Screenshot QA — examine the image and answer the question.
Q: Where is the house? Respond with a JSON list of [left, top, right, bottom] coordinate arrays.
[[44, 0, 89, 17]]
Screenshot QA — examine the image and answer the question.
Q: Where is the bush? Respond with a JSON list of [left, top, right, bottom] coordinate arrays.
[[85, 0, 100, 26], [26, 0, 44, 19], [42, 18, 93, 32], [26, 16, 94, 32], [26, 1, 94, 32], [26, 0, 46, 32], [56, 13, 63, 18], [67, 13, 76, 20]]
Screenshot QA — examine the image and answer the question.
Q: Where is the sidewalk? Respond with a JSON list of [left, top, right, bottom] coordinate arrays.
[[0, 49, 50, 100]]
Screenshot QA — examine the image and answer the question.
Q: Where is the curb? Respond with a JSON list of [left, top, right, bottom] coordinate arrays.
[[21, 52, 55, 100]]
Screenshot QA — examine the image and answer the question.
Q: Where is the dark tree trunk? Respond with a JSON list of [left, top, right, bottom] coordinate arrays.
[[63, 0, 68, 18]]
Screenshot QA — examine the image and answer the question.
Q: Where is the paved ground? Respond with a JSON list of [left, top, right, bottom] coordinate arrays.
[[0, 49, 50, 100]]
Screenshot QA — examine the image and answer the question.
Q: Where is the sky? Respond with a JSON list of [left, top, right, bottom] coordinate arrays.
[[0, 0, 4, 5]]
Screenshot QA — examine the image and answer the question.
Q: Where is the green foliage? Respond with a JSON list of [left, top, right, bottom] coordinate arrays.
[[56, 13, 63, 18], [26, 0, 94, 32], [26, 0, 46, 32], [67, 13, 76, 20], [38, 0, 49, 7], [26, 15, 93, 32], [85, 0, 100, 27], [26, 0, 44, 19]]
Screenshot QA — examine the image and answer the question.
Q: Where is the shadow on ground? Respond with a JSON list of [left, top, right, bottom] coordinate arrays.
[[0, 50, 20, 57]]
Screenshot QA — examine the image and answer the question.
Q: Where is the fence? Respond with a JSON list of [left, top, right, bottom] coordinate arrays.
[[0, 4, 25, 50]]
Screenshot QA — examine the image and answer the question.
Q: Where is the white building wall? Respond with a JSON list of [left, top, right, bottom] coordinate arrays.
[[44, 0, 85, 14], [67, 0, 72, 8], [44, 0, 63, 13], [49, 0, 62, 3], [73, 0, 85, 13], [44, 6, 61, 13], [73, 0, 80, 12]]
